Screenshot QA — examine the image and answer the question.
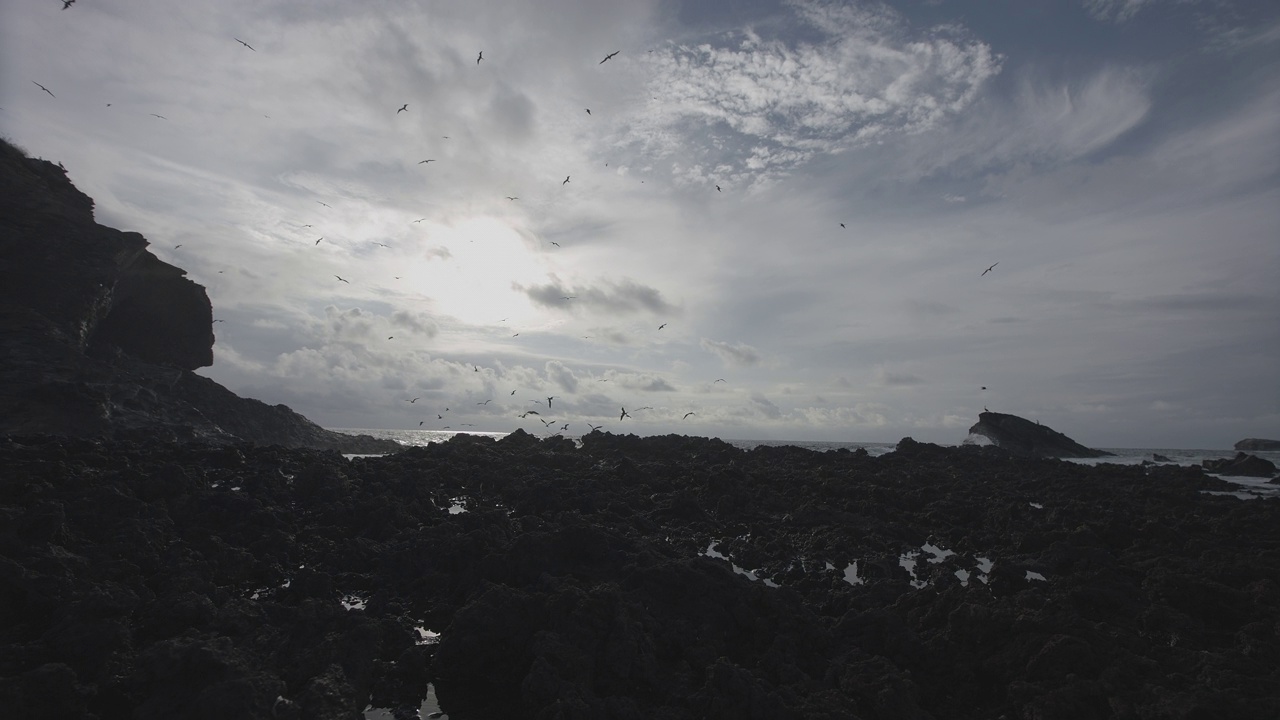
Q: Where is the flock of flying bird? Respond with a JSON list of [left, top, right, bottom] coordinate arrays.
[[29, 6, 1003, 439]]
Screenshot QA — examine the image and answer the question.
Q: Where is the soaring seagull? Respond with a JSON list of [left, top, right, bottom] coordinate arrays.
[[683, 412, 695, 419], [62, 0, 75, 9], [397, 104, 408, 113], [658, 323, 667, 330], [840, 223, 846, 228], [600, 51, 620, 64], [335, 275, 349, 283], [619, 408, 631, 421], [476, 51, 483, 64], [315, 237, 323, 245], [149, 114, 167, 120], [505, 196, 519, 201], [562, 175, 570, 185], [235, 38, 255, 51], [585, 108, 591, 115], [317, 201, 332, 208], [408, 397, 420, 403], [418, 159, 435, 164], [981, 262, 999, 276], [547, 396, 555, 409], [32, 81, 55, 98]]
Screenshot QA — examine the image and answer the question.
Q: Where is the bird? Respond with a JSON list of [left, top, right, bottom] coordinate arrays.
[[658, 323, 667, 330], [317, 201, 332, 208], [149, 114, 167, 120], [438, 414, 443, 419], [586, 108, 591, 115], [716, 185, 721, 192], [387, 336, 394, 340], [419, 159, 435, 164], [714, 378, 726, 383], [174, 244, 182, 249], [588, 424, 602, 432], [477, 51, 483, 64], [561, 423, 570, 431], [412, 218, 424, 223], [419, 421, 425, 426], [301, 224, 313, 228], [212, 319, 224, 323], [62, 0, 75, 8], [562, 176, 570, 185], [550, 242, 560, 247], [512, 333, 519, 337], [335, 275, 349, 283], [619, 408, 630, 421], [981, 262, 998, 276], [600, 51, 620, 64], [547, 396, 555, 408], [315, 237, 323, 245], [683, 412, 695, 419], [374, 242, 390, 248], [408, 397, 420, 403], [540, 418, 554, 427], [235, 38, 255, 51], [397, 104, 408, 113], [519, 411, 540, 418], [637, 406, 653, 411], [981, 386, 987, 390], [505, 196, 519, 201], [510, 390, 517, 395], [478, 399, 492, 405], [840, 223, 846, 228]]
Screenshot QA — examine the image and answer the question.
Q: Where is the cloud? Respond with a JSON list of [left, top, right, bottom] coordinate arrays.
[[518, 277, 679, 315], [389, 309, 439, 337], [750, 392, 783, 419], [700, 338, 762, 366], [875, 366, 927, 387], [545, 360, 579, 393], [1083, 0, 1160, 23], [628, 0, 1001, 183]]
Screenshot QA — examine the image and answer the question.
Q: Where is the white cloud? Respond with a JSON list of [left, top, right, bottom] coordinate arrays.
[[700, 338, 762, 367]]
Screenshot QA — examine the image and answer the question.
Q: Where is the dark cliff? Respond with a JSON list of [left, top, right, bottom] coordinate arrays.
[[0, 138, 397, 453], [968, 411, 1112, 458]]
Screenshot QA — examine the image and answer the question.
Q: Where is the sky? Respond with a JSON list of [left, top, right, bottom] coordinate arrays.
[[2, 0, 1277, 448]]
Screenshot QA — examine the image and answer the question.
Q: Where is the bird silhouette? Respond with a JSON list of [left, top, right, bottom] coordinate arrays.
[[335, 275, 349, 283], [412, 218, 425, 223], [586, 108, 591, 115], [149, 114, 167, 120], [683, 412, 695, 419], [418, 159, 435, 164], [505, 196, 519, 201], [619, 408, 630, 421], [317, 201, 332, 208], [588, 424, 602, 432], [550, 242, 560, 247], [510, 390, 517, 395], [397, 104, 408, 113], [476, 51, 483, 64], [562, 176, 570, 185], [714, 378, 726, 383], [408, 397, 420, 403], [31, 81, 55, 98], [547, 396, 555, 408], [315, 237, 323, 245], [658, 323, 667, 330], [519, 411, 540, 418], [174, 244, 182, 249], [235, 38, 255, 51], [840, 223, 846, 228], [981, 262, 999, 276], [62, 0, 75, 9], [716, 185, 721, 192], [478, 399, 492, 405], [387, 336, 394, 340], [600, 51, 620, 64]]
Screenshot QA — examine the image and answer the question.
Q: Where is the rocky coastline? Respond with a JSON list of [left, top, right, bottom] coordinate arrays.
[[3, 431, 1278, 719]]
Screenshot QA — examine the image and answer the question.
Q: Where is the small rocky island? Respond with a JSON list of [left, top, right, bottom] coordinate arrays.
[[0, 138, 395, 453], [966, 411, 1112, 458], [1234, 438, 1280, 451]]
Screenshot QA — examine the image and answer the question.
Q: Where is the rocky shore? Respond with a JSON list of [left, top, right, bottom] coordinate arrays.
[[3, 431, 1277, 720]]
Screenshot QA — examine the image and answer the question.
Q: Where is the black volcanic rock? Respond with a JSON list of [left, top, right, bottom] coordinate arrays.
[[967, 411, 1112, 458], [1203, 452, 1277, 478], [0, 138, 397, 453], [2, 433, 1278, 719], [1234, 438, 1280, 451]]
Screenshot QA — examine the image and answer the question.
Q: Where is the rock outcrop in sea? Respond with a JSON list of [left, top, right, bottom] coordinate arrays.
[[1203, 452, 1278, 478], [1234, 438, 1280, 451], [967, 411, 1112, 458], [0, 138, 396, 453]]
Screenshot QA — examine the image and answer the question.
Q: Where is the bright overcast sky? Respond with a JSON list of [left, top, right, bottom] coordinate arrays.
[[3, 0, 1277, 448]]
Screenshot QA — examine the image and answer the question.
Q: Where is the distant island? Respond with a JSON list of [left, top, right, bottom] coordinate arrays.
[[1234, 438, 1280, 451], [967, 411, 1112, 458]]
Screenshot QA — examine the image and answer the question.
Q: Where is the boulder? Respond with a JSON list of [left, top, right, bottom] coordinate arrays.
[[0, 138, 397, 453], [1234, 438, 1280, 451], [1202, 452, 1277, 478], [966, 411, 1112, 459]]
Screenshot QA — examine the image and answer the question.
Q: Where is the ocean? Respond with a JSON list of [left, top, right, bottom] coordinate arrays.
[[331, 428, 1280, 500]]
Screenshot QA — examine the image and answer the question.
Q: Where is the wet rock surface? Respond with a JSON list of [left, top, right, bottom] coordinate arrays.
[[1203, 452, 1278, 478], [3, 431, 1278, 719], [0, 139, 397, 454]]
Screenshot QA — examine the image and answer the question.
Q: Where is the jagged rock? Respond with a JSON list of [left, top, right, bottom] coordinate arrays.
[[0, 138, 397, 453], [1203, 452, 1277, 478], [1152, 453, 1172, 462], [1234, 438, 1280, 451], [967, 411, 1112, 458]]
